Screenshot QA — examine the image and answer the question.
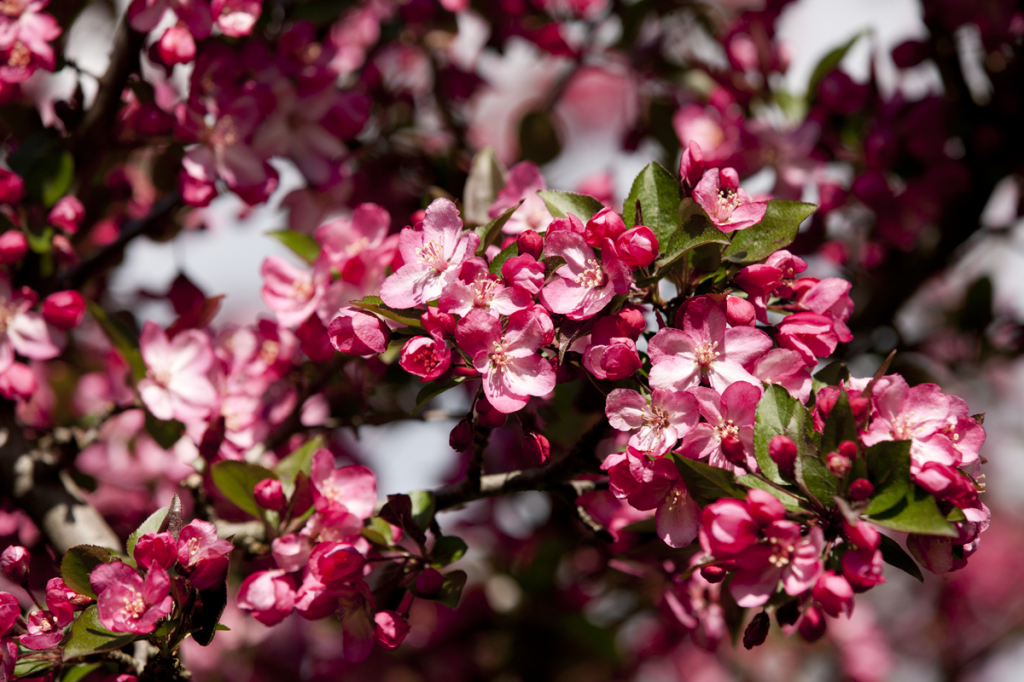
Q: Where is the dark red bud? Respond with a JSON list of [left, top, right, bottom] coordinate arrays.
[[415, 567, 445, 596], [254, 478, 285, 511], [848, 478, 874, 502], [838, 440, 859, 460], [517, 230, 544, 259], [0, 545, 29, 582], [798, 605, 827, 642], [523, 432, 550, 467], [0, 231, 27, 265], [720, 434, 747, 468], [449, 419, 473, 452], [700, 565, 726, 584], [769, 435, 797, 479], [0, 169, 24, 205], [743, 611, 770, 650], [476, 398, 506, 429], [775, 600, 801, 627], [42, 291, 86, 330]]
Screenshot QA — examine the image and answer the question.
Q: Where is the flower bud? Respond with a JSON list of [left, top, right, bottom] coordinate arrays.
[[254, 478, 285, 511], [614, 226, 658, 268], [296, 314, 335, 362], [516, 230, 543, 259], [725, 296, 755, 327], [849, 395, 871, 422], [746, 489, 785, 526], [584, 207, 626, 247], [374, 610, 410, 650], [0, 169, 24, 205], [52, 234, 78, 265], [775, 600, 800, 627], [415, 567, 444, 595], [679, 141, 705, 190], [720, 434, 747, 468], [421, 308, 456, 339], [502, 254, 545, 294], [134, 531, 177, 570], [523, 432, 550, 467], [838, 440, 858, 460], [743, 611, 770, 649], [476, 397, 506, 429], [700, 564, 726, 584], [449, 419, 473, 451], [271, 533, 311, 573], [843, 519, 881, 551], [614, 305, 646, 340], [47, 196, 85, 234], [328, 308, 389, 357], [798, 604, 826, 642], [0, 231, 27, 265], [769, 435, 797, 479], [0, 545, 29, 582], [42, 291, 86, 331], [826, 451, 851, 479], [847, 478, 874, 502], [813, 570, 854, 618], [158, 24, 196, 66]]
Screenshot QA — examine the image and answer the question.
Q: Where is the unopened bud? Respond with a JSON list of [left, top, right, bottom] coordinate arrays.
[[849, 396, 871, 422], [476, 397, 506, 429], [42, 291, 86, 331], [769, 435, 797, 479], [725, 296, 755, 327], [798, 604, 827, 642], [700, 565, 726, 584], [720, 434, 747, 468], [0, 545, 29, 582], [158, 23, 197, 66], [743, 611, 770, 650], [0, 231, 27, 265], [48, 196, 84, 234], [775, 600, 800, 627], [415, 567, 444, 595], [374, 610, 410, 650], [254, 478, 285, 511], [449, 419, 473, 451], [826, 452, 852, 479], [847, 478, 874, 502], [838, 440, 859, 460], [421, 308, 456, 339], [52, 234, 78, 265], [523, 432, 550, 467], [516, 230, 543, 260], [0, 169, 24, 205]]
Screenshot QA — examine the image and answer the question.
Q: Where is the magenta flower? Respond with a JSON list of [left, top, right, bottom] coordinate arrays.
[[0, 0, 61, 83], [237, 570, 296, 626], [692, 167, 766, 232], [19, 578, 73, 649], [138, 321, 217, 423], [0, 275, 61, 374], [176, 519, 233, 590], [676, 383, 761, 473], [309, 542, 366, 589], [91, 562, 173, 634], [399, 336, 451, 381], [605, 388, 699, 456], [539, 231, 632, 320], [454, 308, 556, 414], [260, 256, 329, 328], [752, 348, 812, 402], [648, 297, 770, 394], [310, 448, 377, 522], [134, 531, 177, 570], [439, 257, 532, 317], [776, 312, 839, 365], [489, 161, 553, 235], [380, 198, 479, 309], [729, 522, 823, 608], [0, 592, 18, 637]]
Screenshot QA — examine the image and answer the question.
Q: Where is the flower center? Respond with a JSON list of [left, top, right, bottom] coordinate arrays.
[[694, 341, 720, 368], [891, 412, 918, 441], [122, 590, 147, 620], [292, 277, 314, 299], [7, 41, 29, 69], [642, 404, 671, 432], [489, 340, 511, 373], [573, 259, 606, 288], [259, 340, 281, 365], [473, 278, 499, 308], [767, 535, 795, 567], [411, 343, 439, 372], [714, 418, 739, 442], [416, 239, 448, 272]]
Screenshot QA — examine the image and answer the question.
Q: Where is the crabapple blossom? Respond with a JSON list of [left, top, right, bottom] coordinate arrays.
[[399, 335, 451, 381], [310, 448, 377, 523], [41, 290, 86, 331], [138, 321, 217, 423], [91, 562, 173, 634], [47, 196, 84, 234], [176, 519, 233, 589], [328, 307, 389, 357], [752, 348, 811, 402], [729, 521, 824, 608], [582, 316, 642, 380], [605, 387, 699, 456], [490, 161, 553, 235], [540, 230, 631, 320], [237, 570, 296, 626], [615, 226, 659, 268], [261, 256, 329, 328], [134, 532, 177, 570], [675, 383, 761, 473], [502, 254, 546, 295], [0, 231, 26, 264], [439, 257, 532, 317], [0, 546, 27, 582], [692, 167, 767, 232]]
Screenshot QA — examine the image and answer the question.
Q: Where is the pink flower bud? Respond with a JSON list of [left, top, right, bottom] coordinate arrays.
[[842, 519, 881, 551], [0, 231, 27, 264], [0, 362, 36, 399], [915, 461, 979, 508], [415, 567, 444, 595], [813, 570, 854, 618], [849, 396, 871, 422], [720, 434, 747, 468], [52, 234, 78, 265], [502, 254, 546, 294], [769, 435, 797, 479], [746, 489, 786, 527], [614, 305, 646, 340], [157, 24, 196, 66], [476, 397, 506, 429], [798, 604, 826, 642], [838, 440, 858, 460], [374, 610, 410, 650], [421, 308, 456, 339], [0, 169, 24, 205], [0, 545, 29, 582], [42, 291, 86, 330], [309, 542, 365, 589], [742, 611, 770, 649], [523, 432, 550, 467], [449, 419, 473, 451], [826, 452, 851, 478], [700, 564, 726, 583], [254, 478, 285, 511], [296, 314, 335, 362], [842, 546, 886, 592], [725, 296, 755, 327], [271, 534, 311, 573], [328, 308, 389, 357], [847, 478, 874, 502], [906, 534, 969, 574], [584, 207, 626, 247], [679, 141, 705, 190], [134, 531, 177, 570], [614, 226, 659, 268], [516, 230, 544, 259], [237, 569, 296, 626], [47, 196, 85, 235]]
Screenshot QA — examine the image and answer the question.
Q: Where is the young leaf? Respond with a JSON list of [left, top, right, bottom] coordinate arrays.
[[806, 30, 867, 98], [623, 162, 682, 245], [863, 441, 911, 516], [126, 506, 170, 558], [474, 201, 522, 255], [349, 296, 423, 328], [867, 485, 958, 537], [62, 605, 137, 660], [379, 494, 427, 545], [266, 230, 321, 263], [672, 455, 747, 507], [753, 385, 818, 485], [463, 147, 507, 227], [413, 378, 464, 416], [144, 409, 185, 449], [61, 546, 116, 599], [87, 302, 146, 381], [42, 151, 74, 207], [362, 516, 394, 547], [537, 189, 604, 222], [796, 454, 838, 507], [274, 435, 323, 498], [488, 241, 519, 276], [431, 535, 469, 567], [410, 490, 437, 530], [653, 213, 730, 271], [210, 461, 279, 519], [819, 387, 856, 457], [721, 200, 817, 264], [425, 570, 468, 609], [877, 533, 924, 583], [61, 663, 103, 682]]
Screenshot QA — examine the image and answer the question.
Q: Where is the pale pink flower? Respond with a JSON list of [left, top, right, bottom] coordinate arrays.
[[692, 167, 767, 233], [793, 277, 854, 343], [237, 570, 296, 626], [260, 256, 329, 328], [676, 382, 761, 473], [19, 578, 73, 649], [439, 257, 532, 317], [316, 203, 393, 285], [211, 0, 260, 36], [539, 231, 631, 320], [91, 562, 173, 634], [752, 348, 812, 402], [0, 0, 61, 83], [310, 449, 377, 523], [605, 388, 699, 457], [138, 322, 217, 423], [729, 522, 823, 608], [454, 308, 556, 414], [379, 198, 480, 309], [0, 276, 60, 373], [489, 161, 553, 235]]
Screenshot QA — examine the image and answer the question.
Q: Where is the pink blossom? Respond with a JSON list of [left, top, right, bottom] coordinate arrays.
[[502, 254, 546, 295], [615, 226, 659, 268], [237, 570, 296, 626], [310, 448, 377, 522], [399, 335, 451, 381], [581, 316, 642, 380], [842, 547, 886, 591], [309, 542, 365, 589], [128, 0, 213, 40], [692, 167, 766, 233], [679, 140, 705, 190], [730, 522, 823, 608], [793, 277, 854, 343], [211, 0, 260, 36], [539, 231, 631, 320], [699, 498, 760, 559], [157, 23, 196, 65], [272, 534, 312, 573], [47, 196, 84, 234], [752, 349, 812, 402], [0, 592, 18, 636], [91, 562, 173, 634], [138, 321, 217, 423], [0, 0, 61, 83], [676, 382, 761, 473], [605, 388, 699, 456], [454, 308, 556, 413], [813, 570, 854, 618], [914, 461, 978, 508], [134, 531, 177, 570], [489, 161, 553, 235], [0, 231, 26, 264], [777, 312, 840, 365], [649, 297, 770, 393], [374, 610, 410, 650], [328, 307, 389, 358], [439, 257, 531, 317], [261, 256, 329, 328], [254, 478, 285, 511], [0, 545, 28, 581], [380, 198, 479, 308], [176, 519, 233, 589], [41, 290, 85, 331], [19, 578, 73, 649], [316, 203, 393, 286], [583, 207, 627, 247]]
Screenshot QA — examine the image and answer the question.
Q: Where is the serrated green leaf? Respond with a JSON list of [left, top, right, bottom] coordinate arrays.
[[14, 657, 54, 678], [753, 384, 818, 485], [412, 378, 464, 416], [87, 302, 146, 381], [623, 162, 682, 245], [410, 490, 436, 530], [42, 152, 74, 207], [820, 388, 856, 457], [797, 454, 839, 506], [653, 213, 730, 270], [735, 475, 804, 512], [126, 506, 170, 559], [62, 662, 102, 682], [266, 230, 321, 263], [474, 201, 521, 254], [672, 455, 747, 507], [877, 533, 924, 583], [537, 189, 604, 222], [807, 30, 867, 99], [425, 569, 467, 609], [61, 546, 116, 599], [274, 435, 323, 498], [722, 200, 817, 264], [349, 296, 423, 328], [26, 226, 54, 254], [432, 535, 469, 567], [463, 147, 507, 226], [863, 441, 911, 516], [211, 460, 278, 519], [488, 241, 519, 276], [144, 409, 185, 449], [868, 485, 957, 537], [62, 605, 138, 661], [947, 507, 967, 522]]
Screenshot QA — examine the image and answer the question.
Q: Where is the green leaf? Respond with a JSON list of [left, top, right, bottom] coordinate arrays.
[[62, 663, 102, 682], [426, 569, 468, 609], [412, 378, 464, 416], [362, 516, 394, 546], [877, 533, 924, 583], [797, 454, 839, 507], [753, 384, 818, 485], [863, 441, 911, 516], [191, 583, 228, 646], [868, 485, 958, 537], [144, 409, 185, 449], [672, 455, 747, 508], [463, 147, 507, 227], [26, 226, 54, 254], [266, 230, 321, 263], [410, 490, 437, 530], [807, 30, 867, 98], [543, 255, 565, 278], [62, 605, 138, 660], [721, 200, 817, 264], [13, 657, 53, 678], [623, 162, 682, 245], [820, 388, 856, 457], [42, 151, 74, 207], [126, 506, 170, 558], [488, 241, 519, 276], [653, 213, 730, 270], [87, 302, 146, 381], [813, 361, 850, 388], [735, 475, 804, 512], [61, 546, 116, 599], [349, 296, 423, 328], [947, 507, 967, 522], [431, 535, 469, 567], [537, 189, 604, 223], [474, 201, 521, 255], [211, 460, 278, 519], [274, 435, 323, 498]]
